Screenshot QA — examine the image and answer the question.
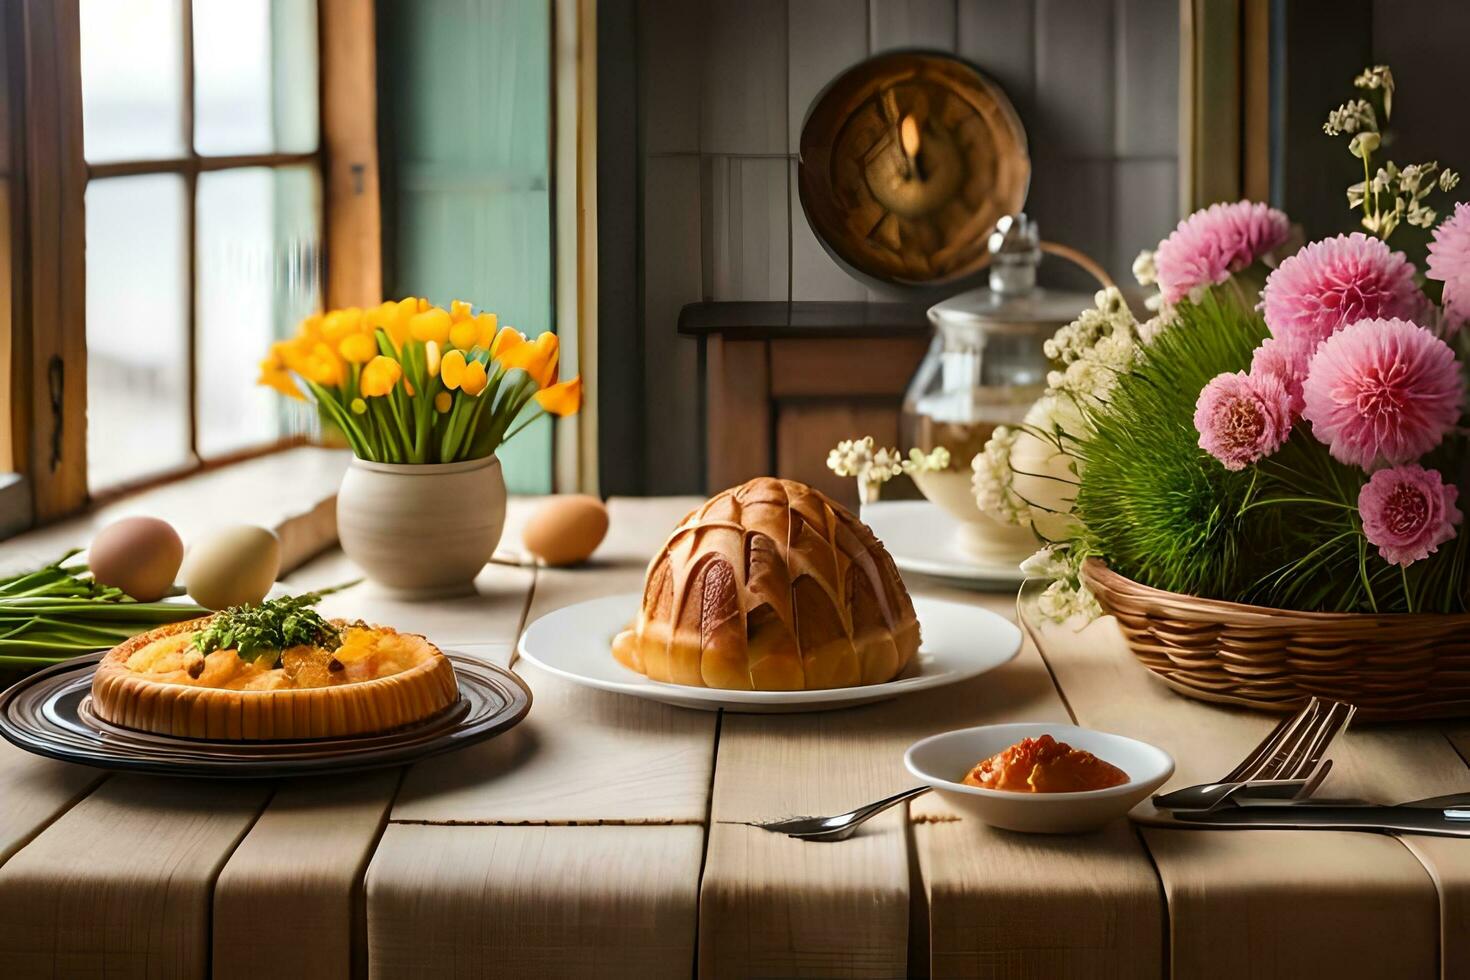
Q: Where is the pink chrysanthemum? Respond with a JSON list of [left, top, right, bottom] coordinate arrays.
[[1427, 201, 1470, 331], [1260, 234, 1424, 373], [1194, 370, 1294, 471], [1358, 464, 1461, 566], [1154, 201, 1291, 305], [1301, 318, 1463, 469], [1250, 336, 1305, 417]]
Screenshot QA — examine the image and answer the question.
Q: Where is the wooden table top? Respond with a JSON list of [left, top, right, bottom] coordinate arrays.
[[1, 484, 1469, 979]]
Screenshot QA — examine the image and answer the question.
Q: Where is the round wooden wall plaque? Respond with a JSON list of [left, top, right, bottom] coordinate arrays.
[[798, 51, 1030, 290]]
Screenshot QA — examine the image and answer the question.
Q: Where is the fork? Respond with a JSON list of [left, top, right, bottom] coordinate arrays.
[[1152, 697, 1356, 812], [741, 785, 932, 843]]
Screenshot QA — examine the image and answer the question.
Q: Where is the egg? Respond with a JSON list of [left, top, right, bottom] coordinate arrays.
[[522, 495, 609, 566], [182, 525, 282, 610], [89, 516, 184, 601]]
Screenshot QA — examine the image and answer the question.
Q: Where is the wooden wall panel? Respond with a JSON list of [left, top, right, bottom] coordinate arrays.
[[641, 155, 703, 493], [320, 0, 382, 308], [706, 156, 789, 302], [699, 0, 787, 155]]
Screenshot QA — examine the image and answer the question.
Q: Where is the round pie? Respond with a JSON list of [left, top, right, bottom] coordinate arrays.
[[91, 616, 459, 740], [613, 477, 921, 690]]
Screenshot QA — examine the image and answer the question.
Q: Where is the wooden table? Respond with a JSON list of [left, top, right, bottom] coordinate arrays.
[[1, 484, 1469, 979]]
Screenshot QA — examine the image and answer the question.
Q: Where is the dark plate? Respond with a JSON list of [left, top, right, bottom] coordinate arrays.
[[0, 652, 532, 778]]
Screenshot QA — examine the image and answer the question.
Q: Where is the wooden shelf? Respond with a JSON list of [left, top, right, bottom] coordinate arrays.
[[677, 301, 931, 339]]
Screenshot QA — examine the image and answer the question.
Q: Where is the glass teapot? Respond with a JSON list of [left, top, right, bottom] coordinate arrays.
[[900, 214, 1108, 562]]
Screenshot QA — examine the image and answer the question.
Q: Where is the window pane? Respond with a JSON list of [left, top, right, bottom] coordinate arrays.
[[195, 166, 322, 457], [80, 0, 186, 163], [193, 0, 319, 155], [86, 175, 191, 490]]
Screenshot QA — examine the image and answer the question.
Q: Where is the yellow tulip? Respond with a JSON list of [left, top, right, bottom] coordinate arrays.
[[339, 332, 377, 364], [534, 376, 582, 416], [425, 340, 442, 377], [440, 349, 467, 390], [304, 342, 345, 386], [490, 327, 527, 360], [257, 357, 304, 400], [449, 318, 480, 351], [367, 300, 411, 349], [409, 307, 451, 345], [297, 312, 324, 341], [450, 299, 473, 321], [322, 307, 364, 342], [500, 331, 559, 387], [360, 355, 403, 397], [461, 359, 489, 396], [434, 391, 453, 413], [474, 312, 498, 348]]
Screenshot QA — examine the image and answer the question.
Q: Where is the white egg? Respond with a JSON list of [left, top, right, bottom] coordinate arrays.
[[182, 525, 282, 610]]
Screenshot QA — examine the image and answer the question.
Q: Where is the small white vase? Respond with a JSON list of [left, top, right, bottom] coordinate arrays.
[[336, 455, 507, 598]]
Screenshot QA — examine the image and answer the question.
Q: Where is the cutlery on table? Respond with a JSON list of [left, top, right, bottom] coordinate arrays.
[[1152, 697, 1355, 813], [1173, 802, 1470, 837], [742, 785, 932, 843]]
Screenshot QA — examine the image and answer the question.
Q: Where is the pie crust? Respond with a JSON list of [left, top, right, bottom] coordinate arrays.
[[90, 617, 459, 740]]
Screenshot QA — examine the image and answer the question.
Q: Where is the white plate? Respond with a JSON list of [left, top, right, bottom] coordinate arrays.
[[861, 501, 1026, 588], [517, 593, 1022, 713], [905, 722, 1175, 833]]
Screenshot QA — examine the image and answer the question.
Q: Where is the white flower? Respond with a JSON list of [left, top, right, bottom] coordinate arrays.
[[826, 437, 875, 478], [901, 446, 951, 474], [1035, 578, 1101, 623], [971, 428, 1030, 526], [1132, 250, 1157, 287], [1023, 545, 1101, 623]]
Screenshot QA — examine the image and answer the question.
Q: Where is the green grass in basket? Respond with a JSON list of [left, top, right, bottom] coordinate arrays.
[[1072, 292, 1270, 602]]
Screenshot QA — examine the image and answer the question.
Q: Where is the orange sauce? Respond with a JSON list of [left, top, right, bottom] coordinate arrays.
[[962, 734, 1128, 793]]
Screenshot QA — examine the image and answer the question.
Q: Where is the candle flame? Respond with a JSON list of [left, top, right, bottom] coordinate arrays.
[[900, 115, 921, 158]]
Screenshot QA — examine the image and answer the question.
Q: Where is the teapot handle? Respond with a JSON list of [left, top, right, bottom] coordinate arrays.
[[1039, 240, 1115, 290]]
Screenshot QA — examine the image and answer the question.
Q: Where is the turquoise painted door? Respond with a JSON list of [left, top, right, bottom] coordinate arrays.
[[380, 0, 553, 493]]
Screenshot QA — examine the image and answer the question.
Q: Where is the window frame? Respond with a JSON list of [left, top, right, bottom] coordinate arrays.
[[5, 0, 381, 527]]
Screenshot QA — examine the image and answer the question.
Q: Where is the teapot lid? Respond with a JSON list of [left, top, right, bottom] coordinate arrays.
[[929, 213, 1094, 327]]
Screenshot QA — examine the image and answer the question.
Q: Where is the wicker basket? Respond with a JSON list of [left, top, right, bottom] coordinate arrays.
[[1081, 558, 1470, 722]]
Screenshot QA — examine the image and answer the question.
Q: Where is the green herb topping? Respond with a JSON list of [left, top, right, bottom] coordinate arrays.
[[191, 593, 341, 668]]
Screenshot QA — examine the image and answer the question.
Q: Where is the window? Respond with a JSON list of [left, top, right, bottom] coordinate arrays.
[[79, 0, 322, 492]]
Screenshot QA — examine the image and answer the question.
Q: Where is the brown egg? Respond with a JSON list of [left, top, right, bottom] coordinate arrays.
[[88, 516, 185, 601], [522, 495, 609, 566]]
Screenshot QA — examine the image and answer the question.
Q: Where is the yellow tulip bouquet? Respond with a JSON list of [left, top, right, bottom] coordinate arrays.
[[258, 297, 582, 464]]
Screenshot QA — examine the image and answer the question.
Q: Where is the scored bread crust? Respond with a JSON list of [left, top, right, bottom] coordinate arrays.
[[612, 477, 921, 691], [90, 617, 459, 741]]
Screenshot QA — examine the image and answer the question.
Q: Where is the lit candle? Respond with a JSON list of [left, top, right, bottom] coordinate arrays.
[[900, 115, 924, 181]]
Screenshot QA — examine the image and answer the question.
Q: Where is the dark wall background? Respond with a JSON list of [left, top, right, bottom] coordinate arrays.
[[599, 0, 1183, 496]]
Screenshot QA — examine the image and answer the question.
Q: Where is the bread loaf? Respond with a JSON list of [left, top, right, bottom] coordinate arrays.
[[613, 477, 920, 690]]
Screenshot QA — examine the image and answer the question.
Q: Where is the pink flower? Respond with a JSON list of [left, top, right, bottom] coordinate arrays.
[[1260, 234, 1424, 372], [1427, 202, 1470, 331], [1155, 201, 1291, 305], [1301, 318, 1463, 469], [1194, 370, 1294, 471], [1250, 336, 1305, 417], [1358, 464, 1461, 566]]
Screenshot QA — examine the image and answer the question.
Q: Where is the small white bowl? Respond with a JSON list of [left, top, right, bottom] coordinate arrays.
[[904, 722, 1175, 834]]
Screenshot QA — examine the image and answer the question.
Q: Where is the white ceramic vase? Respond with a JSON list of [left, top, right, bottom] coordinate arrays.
[[336, 455, 506, 598]]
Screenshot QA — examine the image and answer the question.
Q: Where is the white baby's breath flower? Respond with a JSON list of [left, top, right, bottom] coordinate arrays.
[[1132, 249, 1157, 287], [971, 428, 1030, 526], [1019, 545, 1069, 579], [901, 446, 951, 474], [1035, 578, 1101, 624], [826, 437, 875, 478]]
